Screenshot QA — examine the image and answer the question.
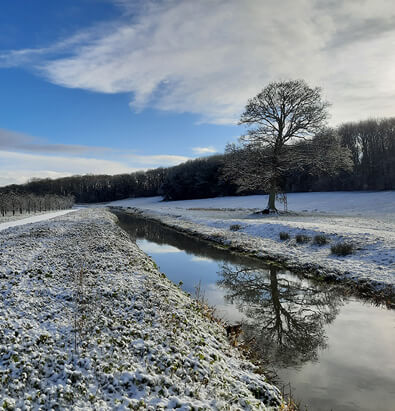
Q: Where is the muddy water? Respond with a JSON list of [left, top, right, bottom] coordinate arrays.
[[116, 212, 395, 411]]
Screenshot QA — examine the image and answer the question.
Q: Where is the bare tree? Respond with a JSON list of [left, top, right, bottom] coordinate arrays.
[[223, 80, 335, 212], [290, 128, 354, 175], [218, 264, 342, 366]]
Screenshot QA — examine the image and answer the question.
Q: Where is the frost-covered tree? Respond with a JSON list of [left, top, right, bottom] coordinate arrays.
[[223, 80, 348, 212]]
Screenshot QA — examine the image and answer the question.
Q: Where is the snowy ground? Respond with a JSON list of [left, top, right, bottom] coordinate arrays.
[[0, 208, 283, 410], [0, 209, 75, 232], [102, 191, 395, 298], [0, 211, 55, 224]]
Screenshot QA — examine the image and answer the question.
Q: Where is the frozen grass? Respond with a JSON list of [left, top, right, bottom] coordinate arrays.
[[279, 232, 290, 241], [295, 234, 311, 244], [0, 209, 284, 409], [229, 224, 242, 231], [331, 242, 355, 256], [313, 234, 329, 246]]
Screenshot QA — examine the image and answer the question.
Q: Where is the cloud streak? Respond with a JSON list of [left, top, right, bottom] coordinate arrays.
[[192, 146, 217, 155], [0, 128, 190, 186], [125, 154, 190, 167], [0, 128, 111, 155], [0, 150, 137, 186], [2, 0, 395, 125]]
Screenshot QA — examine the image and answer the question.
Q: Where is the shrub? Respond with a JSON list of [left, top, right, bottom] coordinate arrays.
[[331, 242, 354, 256], [295, 234, 311, 244], [313, 234, 329, 246], [279, 231, 290, 241], [230, 224, 242, 231]]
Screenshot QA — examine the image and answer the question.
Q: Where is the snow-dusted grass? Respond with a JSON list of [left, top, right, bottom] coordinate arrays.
[[0, 209, 283, 409], [103, 191, 395, 297]]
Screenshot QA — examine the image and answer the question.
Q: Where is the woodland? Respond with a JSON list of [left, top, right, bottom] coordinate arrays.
[[1, 116, 393, 205]]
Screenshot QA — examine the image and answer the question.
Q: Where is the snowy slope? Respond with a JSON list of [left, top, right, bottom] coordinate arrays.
[[0, 209, 283, 409]]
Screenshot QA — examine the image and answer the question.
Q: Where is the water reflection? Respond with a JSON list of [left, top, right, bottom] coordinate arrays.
[[115, 211, 395, 411], [218, 264, 343, 367], [115, 211, 266, 268], [116, 211, 344, 367]]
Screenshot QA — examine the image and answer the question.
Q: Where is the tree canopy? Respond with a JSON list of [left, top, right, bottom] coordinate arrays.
[[223, 80, 352, 211]]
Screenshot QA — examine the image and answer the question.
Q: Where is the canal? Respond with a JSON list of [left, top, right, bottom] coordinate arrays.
[[116, 211, 395, 411]]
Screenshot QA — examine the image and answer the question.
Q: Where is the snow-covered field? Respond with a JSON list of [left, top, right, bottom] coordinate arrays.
[[103, 191, 395, 297], [103, 191, 395, 217], [0, 208, 283, 409]]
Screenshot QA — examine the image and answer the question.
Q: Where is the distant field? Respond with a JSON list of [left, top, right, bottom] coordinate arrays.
[[106, 191, 395, 294], [103, 191, 395, 216]]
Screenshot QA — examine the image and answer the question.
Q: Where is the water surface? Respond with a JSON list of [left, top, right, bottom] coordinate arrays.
[[116, 212, 395, 411]]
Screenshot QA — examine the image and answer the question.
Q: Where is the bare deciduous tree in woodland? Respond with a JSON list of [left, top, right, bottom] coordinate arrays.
[[224, 80, 342, 212]]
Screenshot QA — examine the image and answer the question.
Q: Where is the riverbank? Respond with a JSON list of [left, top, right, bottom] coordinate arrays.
[[103, 192, 395, 304], [114, 209, 395, 411], [0, 208, 284, 410]]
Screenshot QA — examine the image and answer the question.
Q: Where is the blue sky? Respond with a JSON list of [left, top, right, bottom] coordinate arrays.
[[1, 0, 395, 186]]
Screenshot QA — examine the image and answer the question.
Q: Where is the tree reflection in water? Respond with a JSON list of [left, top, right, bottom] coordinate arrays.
[[218, 264, 343, 367], [116, 211, 344, 368]]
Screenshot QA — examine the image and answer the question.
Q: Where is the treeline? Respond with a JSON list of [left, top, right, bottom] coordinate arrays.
[[0, 169, 167, 203], [159, 155, 238, 200], [0, 157, 238, 203], [0, 117, 394, 203], [0, 193, 74, 217], [285, 118, 395, 192]]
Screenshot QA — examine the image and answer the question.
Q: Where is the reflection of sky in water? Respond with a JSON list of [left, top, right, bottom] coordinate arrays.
[[139, 239, 182, 254], [190, 256, 213, 263], [137, 238, 244, 323], [203, 283, 247, 322], [276, 301, 395, 411], [117, 214, 395, 411]]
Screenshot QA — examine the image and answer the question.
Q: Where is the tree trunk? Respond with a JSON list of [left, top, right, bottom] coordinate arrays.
[[266, 190, 276, 211], [265, 181, 277, 213]]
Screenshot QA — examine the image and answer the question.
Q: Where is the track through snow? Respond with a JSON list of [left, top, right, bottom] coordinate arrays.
[[0, 209, 283, 410], [0, 209, 75, 232]]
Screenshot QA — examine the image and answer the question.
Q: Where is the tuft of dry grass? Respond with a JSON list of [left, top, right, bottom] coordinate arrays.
[[331, 242, 354, 256], [313, 234, 329, 246], [295, 234, 311, 244], [230, 224, 242, 231]]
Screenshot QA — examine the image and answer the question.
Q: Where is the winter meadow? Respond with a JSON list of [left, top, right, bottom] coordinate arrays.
[[1, 1, 395, 410]]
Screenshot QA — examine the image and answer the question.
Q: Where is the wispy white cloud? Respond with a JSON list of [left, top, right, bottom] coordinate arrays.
[[0, 127, 190, 186], [0, 170, 72, 187], [123, 153, 190, 167], [2, 0, 395, 125], [0, 150, 137, 186], [0, 128, 111, 155], [192, 146, 217, 155]]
